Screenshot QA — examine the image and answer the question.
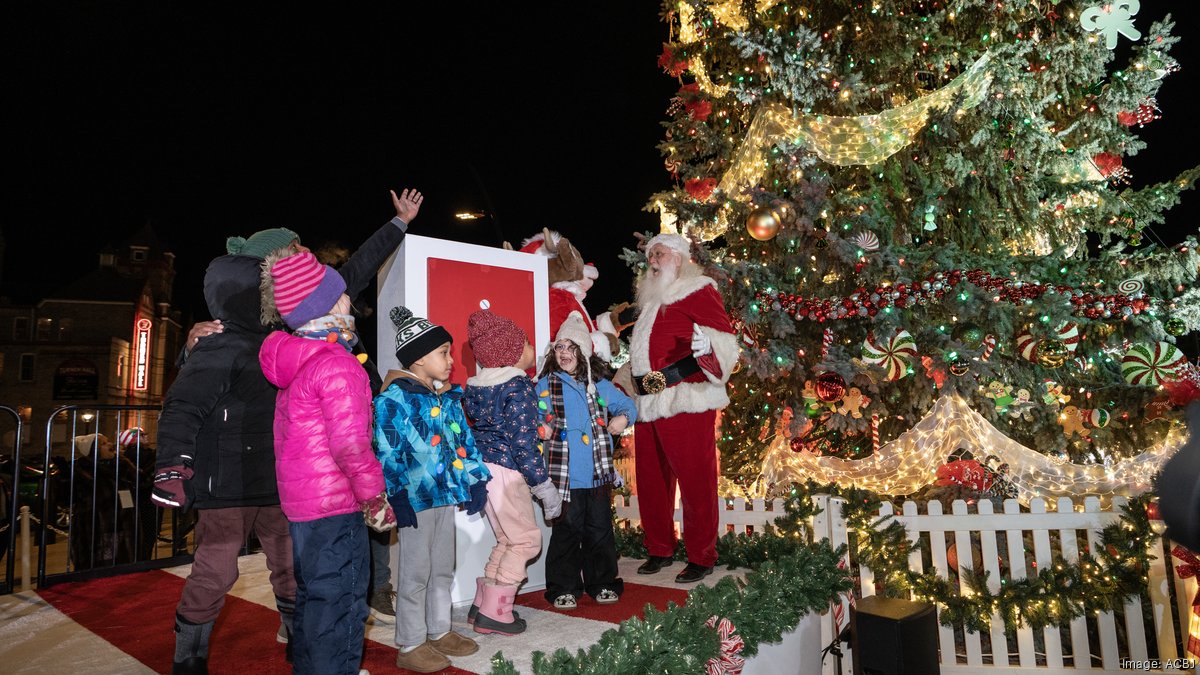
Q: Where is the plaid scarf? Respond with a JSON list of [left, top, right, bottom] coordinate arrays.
[[543, 373, 616, 503]]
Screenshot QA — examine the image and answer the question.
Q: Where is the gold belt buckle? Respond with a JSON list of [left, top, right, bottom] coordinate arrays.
[[641, 370, 667, 394]]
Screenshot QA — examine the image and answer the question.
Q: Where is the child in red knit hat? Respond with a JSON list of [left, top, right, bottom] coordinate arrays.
[[462, 309, 561, 636]]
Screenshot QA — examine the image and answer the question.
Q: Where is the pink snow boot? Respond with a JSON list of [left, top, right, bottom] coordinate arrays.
[[472, 581, 527, 635]]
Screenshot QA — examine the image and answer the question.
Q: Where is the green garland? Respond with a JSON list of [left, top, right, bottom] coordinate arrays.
[[487, 494, 846, 675], [491, 483, 1157, 672], [844, 489, 1158, 633]]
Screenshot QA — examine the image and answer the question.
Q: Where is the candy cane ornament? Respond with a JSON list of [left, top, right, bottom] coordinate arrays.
[[981, 334, 997, 361], [821, 327, 834, 359]]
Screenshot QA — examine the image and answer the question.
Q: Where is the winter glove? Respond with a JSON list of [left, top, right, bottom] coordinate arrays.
[[690, 323, 712, 358], [151, 464, 193, 509], [387, 490, 418, 529], [465, 481, 489, 516], [530, 478, 563, 520], [361, 491, 397, 532]]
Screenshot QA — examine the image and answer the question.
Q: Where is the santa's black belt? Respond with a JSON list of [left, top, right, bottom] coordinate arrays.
[[633, 355, 702, 395]]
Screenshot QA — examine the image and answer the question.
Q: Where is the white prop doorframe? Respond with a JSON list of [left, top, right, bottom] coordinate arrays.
[[377, 234, 553, 604]]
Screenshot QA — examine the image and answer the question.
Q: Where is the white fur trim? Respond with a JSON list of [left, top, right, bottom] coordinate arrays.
[[466, 366, 530, 387], [551, 280, 587, 301], [635, 381, 730, 423], [582, 264, 599, 280], [590, 330, 613, 362], [594, 311, 616, 336], [697, 326, 739, 385]]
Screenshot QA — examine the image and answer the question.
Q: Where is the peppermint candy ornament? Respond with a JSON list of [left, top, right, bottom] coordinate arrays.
[[851, 231, 880, 252], [1055, 321, 1080, 353], [1117, 278, 1144, 295], [1015, 329, 1038, 362], [1122, 341, 1188, 385], [862, 329, 918, 381]]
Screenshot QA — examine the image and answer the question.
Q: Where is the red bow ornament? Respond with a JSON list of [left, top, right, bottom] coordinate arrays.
[[704, 615, 746, 675], [1171, 545, 1200, 659]]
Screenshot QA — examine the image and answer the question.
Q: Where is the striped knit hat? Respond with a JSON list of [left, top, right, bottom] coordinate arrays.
[[117, 427, 144, 448], [266, 251, 346, 329]]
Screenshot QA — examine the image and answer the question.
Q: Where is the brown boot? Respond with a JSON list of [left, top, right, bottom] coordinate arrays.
[[428, 631, 479, 656], [394, 643, 450, 673]]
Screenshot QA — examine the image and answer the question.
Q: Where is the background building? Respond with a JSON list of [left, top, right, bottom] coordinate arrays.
[[0, 225, 183, 453]]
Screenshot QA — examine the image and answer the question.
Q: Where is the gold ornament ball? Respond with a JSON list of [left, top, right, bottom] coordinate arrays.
[[746, 206, 781, 241], [1037, 339, 1069, 368]]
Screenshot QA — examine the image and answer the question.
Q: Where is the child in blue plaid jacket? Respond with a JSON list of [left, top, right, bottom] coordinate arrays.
[[534, 311, 636, 611]]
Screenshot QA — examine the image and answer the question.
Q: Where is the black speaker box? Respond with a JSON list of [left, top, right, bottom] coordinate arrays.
[[851, 596, 940, 675]]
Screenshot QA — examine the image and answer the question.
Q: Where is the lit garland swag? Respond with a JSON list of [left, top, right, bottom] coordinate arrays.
[[590, 481, 1157, 645]]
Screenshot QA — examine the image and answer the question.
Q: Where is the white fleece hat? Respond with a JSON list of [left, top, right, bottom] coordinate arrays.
[[645, 233, 691, 259], [73, 433, 109, 459], [555, 311, 596, 393]]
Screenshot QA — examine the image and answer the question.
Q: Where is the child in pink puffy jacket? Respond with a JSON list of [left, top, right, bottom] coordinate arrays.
[[258, 250, 395, 675]]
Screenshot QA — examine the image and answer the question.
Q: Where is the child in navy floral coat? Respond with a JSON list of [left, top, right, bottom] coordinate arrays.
[[463, 309, 562, 636]]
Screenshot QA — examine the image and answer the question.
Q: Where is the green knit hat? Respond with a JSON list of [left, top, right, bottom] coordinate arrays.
[[226, 227, 300, 259]]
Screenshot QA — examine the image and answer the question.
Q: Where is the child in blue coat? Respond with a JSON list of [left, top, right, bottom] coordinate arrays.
[[534, 311, 636, 609]]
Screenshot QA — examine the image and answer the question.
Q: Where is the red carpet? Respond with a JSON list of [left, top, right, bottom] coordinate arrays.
[[36, 570, 472, 674], [514, 582, 690, 624]]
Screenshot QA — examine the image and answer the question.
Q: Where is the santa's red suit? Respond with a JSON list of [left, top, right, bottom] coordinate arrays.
[[629, 264, 737, 568]]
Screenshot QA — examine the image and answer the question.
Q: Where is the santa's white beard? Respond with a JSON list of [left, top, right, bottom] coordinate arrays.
[[637, 259, 680, 307]]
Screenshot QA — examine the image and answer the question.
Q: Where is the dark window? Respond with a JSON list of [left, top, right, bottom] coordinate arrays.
[[13, 316, 30, 341], [19, 353, 35, 381]]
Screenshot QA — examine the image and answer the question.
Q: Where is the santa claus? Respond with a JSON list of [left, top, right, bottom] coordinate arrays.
[[627, 233, 738, 582]]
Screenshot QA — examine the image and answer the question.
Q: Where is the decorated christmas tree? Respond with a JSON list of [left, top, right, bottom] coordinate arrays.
[[646, 0, 1200, 497]]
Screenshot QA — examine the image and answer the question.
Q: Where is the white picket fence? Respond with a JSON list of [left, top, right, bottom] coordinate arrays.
[[613, 494, 1198, 674]]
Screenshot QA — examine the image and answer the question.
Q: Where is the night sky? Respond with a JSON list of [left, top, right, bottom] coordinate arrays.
[[7, 3, 1199, 346]]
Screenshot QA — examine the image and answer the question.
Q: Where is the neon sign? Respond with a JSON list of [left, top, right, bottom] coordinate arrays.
[[133, 318, 152, 391]]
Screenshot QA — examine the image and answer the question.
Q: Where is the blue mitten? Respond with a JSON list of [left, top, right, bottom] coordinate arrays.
[[388, 490, 418, 529], [465, 481, 489, 516]]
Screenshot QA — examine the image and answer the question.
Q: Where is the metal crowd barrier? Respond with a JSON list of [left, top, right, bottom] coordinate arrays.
[[1, 405, 21, 594], [22, 404, 197, 590]]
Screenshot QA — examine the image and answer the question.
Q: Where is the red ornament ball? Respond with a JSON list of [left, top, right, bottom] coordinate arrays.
[[815, 372, 847, 402], [790, 437, 807, 453], [1145, 501, 1161, 521]]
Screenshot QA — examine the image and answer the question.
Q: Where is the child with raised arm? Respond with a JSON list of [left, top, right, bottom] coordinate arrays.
[[463, 310, 562, 636], [374, 307, 491, 674], [257, 251, 395, 675], [535, 311, 636, 609]]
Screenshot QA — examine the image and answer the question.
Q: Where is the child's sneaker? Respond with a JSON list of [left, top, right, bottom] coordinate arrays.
[[368, 589, 396, 624], [595, 589, 620, 604], [553, 594, 578, 610]]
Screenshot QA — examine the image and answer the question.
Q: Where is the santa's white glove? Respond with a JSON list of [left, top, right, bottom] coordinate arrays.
[[690, 324, 712, 358]]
